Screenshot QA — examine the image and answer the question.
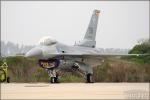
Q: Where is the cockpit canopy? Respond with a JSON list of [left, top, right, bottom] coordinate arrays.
[[38, 36, 57, 46]]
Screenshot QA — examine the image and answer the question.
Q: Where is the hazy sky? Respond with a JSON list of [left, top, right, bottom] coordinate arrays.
[[1, 1, 149, 49]]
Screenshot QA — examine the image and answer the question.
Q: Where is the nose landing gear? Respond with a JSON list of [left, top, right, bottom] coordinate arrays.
[[50, 75, 59, 83], [47, 69, 59, 83], [39, 59, 60, 83]]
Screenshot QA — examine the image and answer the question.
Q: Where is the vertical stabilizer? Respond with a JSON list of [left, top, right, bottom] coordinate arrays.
[[84, 10, 100, 41], [75, 10, 100, 48]]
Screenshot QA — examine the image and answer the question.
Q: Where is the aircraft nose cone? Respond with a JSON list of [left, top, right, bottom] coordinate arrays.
[[25, 48, 42, 58]]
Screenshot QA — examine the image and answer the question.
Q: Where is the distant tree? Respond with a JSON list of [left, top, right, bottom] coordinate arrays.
[[129, 39, 150, 54], [1, 41, 34, 57], [128, 39, 150, 64]]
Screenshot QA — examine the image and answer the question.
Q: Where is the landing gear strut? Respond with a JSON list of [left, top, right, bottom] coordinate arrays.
[[47, 69, 59, 83]]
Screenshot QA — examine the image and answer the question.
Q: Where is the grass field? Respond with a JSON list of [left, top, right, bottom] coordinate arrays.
[[0, 56, 150, 83]]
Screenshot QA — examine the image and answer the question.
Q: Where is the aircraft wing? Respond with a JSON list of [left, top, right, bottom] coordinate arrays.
[[52, 53, 149, 59]]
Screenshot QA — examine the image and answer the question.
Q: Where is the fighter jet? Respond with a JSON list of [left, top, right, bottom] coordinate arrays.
[[25, 10, 144, 83]]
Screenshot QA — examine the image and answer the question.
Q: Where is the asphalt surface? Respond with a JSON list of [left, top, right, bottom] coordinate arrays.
[[1, 83, 149, 99]]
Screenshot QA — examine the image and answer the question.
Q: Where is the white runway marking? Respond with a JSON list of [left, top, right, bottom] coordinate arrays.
[[1, 83, 149, 99]]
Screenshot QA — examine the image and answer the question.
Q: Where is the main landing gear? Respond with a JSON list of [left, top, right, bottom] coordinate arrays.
[[86, 73, 94, 83], [72, 62, 94, 83]]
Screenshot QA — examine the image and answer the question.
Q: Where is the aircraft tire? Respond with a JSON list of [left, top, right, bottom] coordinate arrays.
[[7, 77, 10, 83], [50, 77, 55, 83], [86, 73, 94, 83], [50, 76, 59, 83], [54, 74, 59, 83]]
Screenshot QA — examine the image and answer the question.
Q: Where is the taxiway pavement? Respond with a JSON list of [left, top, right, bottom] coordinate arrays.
[[1, 83, 149, 99]]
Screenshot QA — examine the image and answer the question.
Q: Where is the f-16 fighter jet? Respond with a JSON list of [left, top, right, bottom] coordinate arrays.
[[25, 10, 144, 83]]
